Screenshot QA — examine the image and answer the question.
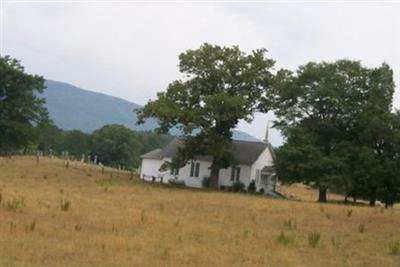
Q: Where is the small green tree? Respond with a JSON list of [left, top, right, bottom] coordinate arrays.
[[137, 43, 275, 188], [247, 180, 256, 193], [91, 124, 139, 169]]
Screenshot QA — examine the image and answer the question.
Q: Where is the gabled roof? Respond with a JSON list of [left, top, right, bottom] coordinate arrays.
[[141, 137, 273, 165], [140, 148, 163, 160]]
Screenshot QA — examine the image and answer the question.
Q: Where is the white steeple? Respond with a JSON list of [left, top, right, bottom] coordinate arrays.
[[263, 120, 270, 143]]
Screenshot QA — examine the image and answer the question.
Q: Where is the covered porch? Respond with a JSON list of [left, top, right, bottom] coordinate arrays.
[[256, 165, 277, 194]]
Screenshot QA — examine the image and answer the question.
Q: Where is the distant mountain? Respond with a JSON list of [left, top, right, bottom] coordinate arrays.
[[42, 80, 260, 142], [43, 80, 157, 132]]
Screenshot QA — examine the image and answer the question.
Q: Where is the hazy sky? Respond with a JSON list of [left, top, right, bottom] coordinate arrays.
[[1, 1, 399, 146]]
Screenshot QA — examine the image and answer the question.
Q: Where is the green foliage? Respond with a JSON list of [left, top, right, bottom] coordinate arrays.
[[276, 232, 290, 246], [273, 60, 399, 204], [5, 197, 25, 212], [308, 231, 321, 248], [62, 130, 91, 158], [0, 55, 48, 154], [34, 121, 172, 169], [90, 125, 172, 169], [137, 43, 276, 187], [91, 125, 137, 168], [247, 180, 256, 193], [340, 112, 400, 207], [388, 241, 400, 255], [232, 181, 245, 192], [36, 120, 64, 154]]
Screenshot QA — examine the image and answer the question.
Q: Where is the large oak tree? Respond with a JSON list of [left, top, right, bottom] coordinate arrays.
[[272, 60, 395, 202], [137, 43, 275, 187]]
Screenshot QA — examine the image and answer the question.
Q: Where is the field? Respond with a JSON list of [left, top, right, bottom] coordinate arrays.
[[0, 157, 399, 267]]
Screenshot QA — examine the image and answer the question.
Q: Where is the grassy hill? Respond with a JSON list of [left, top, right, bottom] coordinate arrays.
[[42, 80, 260, 142], [0, 157, 399, 267]]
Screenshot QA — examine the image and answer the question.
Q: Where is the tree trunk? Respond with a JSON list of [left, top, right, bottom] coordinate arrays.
[[209, 166, 220, 189], [369, 198, 376, 207], [318, 186, 327, 202]]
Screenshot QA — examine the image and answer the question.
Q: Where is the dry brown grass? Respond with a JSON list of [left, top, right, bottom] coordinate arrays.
[[0, 156, 399, 267], [279, 183, 346, 203]]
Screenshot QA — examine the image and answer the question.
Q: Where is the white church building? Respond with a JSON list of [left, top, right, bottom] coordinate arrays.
[[139, 134, 278, 195]]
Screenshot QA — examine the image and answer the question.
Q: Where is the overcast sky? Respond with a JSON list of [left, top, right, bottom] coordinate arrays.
[[1, 1, 399, 146]]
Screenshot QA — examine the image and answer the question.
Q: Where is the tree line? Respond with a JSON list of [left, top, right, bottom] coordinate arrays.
[[35, 122, 172, 169]]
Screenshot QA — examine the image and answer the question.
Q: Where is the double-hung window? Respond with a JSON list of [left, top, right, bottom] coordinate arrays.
[[170, 168, 179, 176], [190, 162, 200, 177], [230, 167, 241, 181]]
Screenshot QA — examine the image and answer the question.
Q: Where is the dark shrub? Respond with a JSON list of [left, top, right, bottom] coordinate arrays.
[[202, 176, 210, 188], [247, 180, 256, 193], [232, 181, 245, 192]]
